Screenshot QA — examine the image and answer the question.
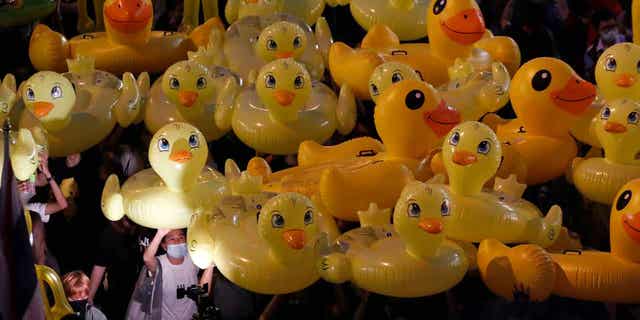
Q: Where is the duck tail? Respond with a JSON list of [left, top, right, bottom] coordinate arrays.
[[536, 205, 563, 248], [29, 24, 69, 72], [187, 211, 216, 269], [101, 174, 125, 221], [318, 252, 352, 284], [360, 24, 400, 50]]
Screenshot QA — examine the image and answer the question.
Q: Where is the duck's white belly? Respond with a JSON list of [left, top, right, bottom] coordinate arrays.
[[232, 83, 337, 155], [121, 167, 228, 228]]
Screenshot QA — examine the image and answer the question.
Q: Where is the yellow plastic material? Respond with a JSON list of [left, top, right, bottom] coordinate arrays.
[[635, 0, 640, 45], [36, 264, 74, 320], [329, 0, 430, 41], [28, 0, 224, 75], [101, 122, 228, 228], [144, 59, 235, 141], [478, 178, 640, 303], [428, 122, 563, 246], [595, 43, 640, 102], [328, 0, 521, 100], [218, 14, 327, 82], [224, 0, 325, 26], [19, 57, 140, 157], [297, 137, 385, 167], [493, 58, 597, 185], [572, 99, 640, 205], [252, 79, 460, 220], [215, 58, 355, 155], [570, 98, 603, 149], [318, 182, 468, 297]]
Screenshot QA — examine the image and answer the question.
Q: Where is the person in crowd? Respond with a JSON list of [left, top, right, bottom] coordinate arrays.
[[584, 9, 628, 81], [18, 151, 68, 223], [62, 271, 107, 320], [29, 212, 60, 272], [502, 0, 561, 63]]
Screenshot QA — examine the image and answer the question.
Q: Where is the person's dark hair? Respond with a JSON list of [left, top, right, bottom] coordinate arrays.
[[591, 9, 616, 28]]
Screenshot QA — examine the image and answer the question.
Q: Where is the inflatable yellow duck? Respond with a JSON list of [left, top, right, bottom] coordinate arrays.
[[595, 42, 640, 102], [572, 99, 640, 205], [101, 122, 228, 229], [144, 59, 235, 141], [478, 178, 640, 303], [215, 14, 330, 82], [329, 0, 521, 99], [20, 56, 141, 157], [225, 0, 325, 26], [426, 121, 563, 247], [491, 57, 597, 185], [29, 0, 223, 75], [318, 183, 468, 297], [215, 58, 356, 155]]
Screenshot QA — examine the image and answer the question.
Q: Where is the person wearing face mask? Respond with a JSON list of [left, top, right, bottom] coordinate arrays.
[[62, 271, 107, 320], [584, 9, 628, 81]]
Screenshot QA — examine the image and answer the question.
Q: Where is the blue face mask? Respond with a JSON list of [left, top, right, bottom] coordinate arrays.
[[167, 243, 188, 259]]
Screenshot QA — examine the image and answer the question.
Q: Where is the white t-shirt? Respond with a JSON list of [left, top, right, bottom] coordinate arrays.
[[26, 202, 49, 223], [158, 254, 199, 320]]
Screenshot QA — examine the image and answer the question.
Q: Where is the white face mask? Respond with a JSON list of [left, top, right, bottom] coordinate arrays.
[[166, 243, 188, 259]]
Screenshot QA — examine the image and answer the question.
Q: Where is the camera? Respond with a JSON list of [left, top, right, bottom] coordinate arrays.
[[177, 284, 220, 320]]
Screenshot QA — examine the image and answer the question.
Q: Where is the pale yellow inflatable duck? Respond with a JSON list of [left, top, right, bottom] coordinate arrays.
[[427, 121, 562, 247], [144, 59, 236, 141], [596, 42, 640, 102], [20, 56, 141, 157], [215, 58, 356, 155], [572, 99, 640, 205], [101, 122, 228, 228], [225, 0, 325, 26], [318, 183, 468, 297]]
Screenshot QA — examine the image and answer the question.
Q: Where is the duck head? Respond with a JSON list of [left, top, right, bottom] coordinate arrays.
[[256, 21, 307, 62], [375, 79, 461, 159], [256, 58, 311, 123], [162, 60, 215, 117], [104, 0, 153, 45], [394, 181, 449, 259], [427, 0, 486, 56], [595, 43, 640, 102], [257, 192, 318, 262], [610, 178, 640, 262], [368, 62, 421, 104], [595, 99, 640, 164], [148, 122, 207, 192], [510, 57, 596, 137], [443, 121, 501, 196], [23, 71, 76, 132]]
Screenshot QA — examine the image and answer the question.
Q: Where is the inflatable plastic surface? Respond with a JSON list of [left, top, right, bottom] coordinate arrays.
[[478, 178, 640, 303], [329, 0, 521, 100], [101, 122, 228, 228], [572, 99, 640, 205], [29, 0, 224, 74], [492, 58, 597, 185], [595, 43, 640, 102], [225, 0, 325, 26], [0, 0, 56, 28], [318, 183, 468, 297], [215, 58, 355, 155], [36, 265, 74, 320], [326, 0, 430, 41], [20, 57, 141, 157]]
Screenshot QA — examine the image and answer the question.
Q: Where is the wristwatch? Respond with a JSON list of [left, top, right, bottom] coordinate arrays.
[[46, 176, 53, 182]]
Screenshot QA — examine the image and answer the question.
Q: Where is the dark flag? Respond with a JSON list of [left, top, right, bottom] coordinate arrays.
[[0, 120, 44, 320]]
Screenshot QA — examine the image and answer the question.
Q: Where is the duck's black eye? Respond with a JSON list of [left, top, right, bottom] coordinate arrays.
[[405, 89, 425, 110], [391, 71, 403, 83], [188, 134, 199, 148], [601, 107, 611, 120], [271, 213, 284, 228], [531, 69, 552, 91], [628, 111, 639, 124], [196, 77, 207, 89], [304, 210, 313, 225], [477, 140, 491, 155], [293, 36, 302, 48], [158, 138, 170, 152], [605, 56, 617, 72], [370, 83, 379, 96], [267, 39, 277, 50], [449, 131, 460, 146], [294, 75, 304, 89], [26, 88, 35, 101], [433, 0, 446, 15], [169, 77, 180, 89], [407, 202, 421, 217], [50, 85, 62, 99], [265, 74, 276, 88], [617, 190, 633, 211], [440, 199, 450, 216]]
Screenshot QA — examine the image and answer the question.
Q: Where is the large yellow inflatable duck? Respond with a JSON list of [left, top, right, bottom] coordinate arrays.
[[224, 0, 325, 26], [318, 182, 468, 297], [572, 99, 640, 205], [101, 122, 228, 228], [329, 0, 521, 99], [491, 57, 597, 185], [144, 59, 237, 141], [28, 0, 223, 75], [20, 56, 141, 157], [595, 42, 640, 102], [478, 178, 640, 303], [426, 121, 563, 247], [215, 58, 356, 155]]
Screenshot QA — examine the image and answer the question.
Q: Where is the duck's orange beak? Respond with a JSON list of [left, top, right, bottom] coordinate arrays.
[[423, 100, 461, 138], [273, 89, 295, 106], [418, 218, 443, 234], [452, 150, 478, 166], [169, 150, 192, 163], [246, 0, 258, 3], [550, 75, 596, 116], [605, 121, 627, 133], [105, 0, 152, 33], [622, 212, 640, 243], [440, 9, 486, 45], [282, 229, 305, 249], [616, 73, 636, 88], [33, 101, 53, 118], [275, 51, 294, 59], [178, 90, 199, 107]]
